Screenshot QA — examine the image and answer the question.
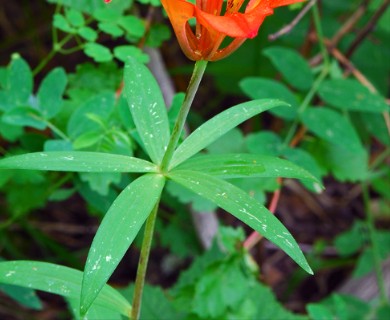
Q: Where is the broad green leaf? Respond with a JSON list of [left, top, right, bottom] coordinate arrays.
[[0, 261, 131, 317], [170, 100, 287, 169], [239, 78, 298, 119], [2, 107, 46, 130], [81, 173, 165, 315], [37, 68, 67, 119], [318, 79, 388, 113], [168, 170, 313, 274], [79, 172, 121, 196], [7, 55, 33, 106], [0, 151, 157, 173], [302, 107, 364, 153], [263, 46, 314, 91], [68, 297, 124, 320], [114, 45, 149, 64], [146, 24, 171, 48], [84, 43, 113, 63], [67, 92, 115, 139], [175, 154, 319, 182], [73, 130, 104, 149], [124, 58, 170, 164], [245, 131, 282, 156]]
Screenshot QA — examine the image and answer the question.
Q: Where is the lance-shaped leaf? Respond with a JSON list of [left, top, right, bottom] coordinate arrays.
[[168, 170, 313, 274], [0, 261, 131, 317], [0, 151, 157, 173], [81, 173, 165, 315], [175, 154, 320, 183], [169, 99, 288, 169], [124, 58, 170, 164]]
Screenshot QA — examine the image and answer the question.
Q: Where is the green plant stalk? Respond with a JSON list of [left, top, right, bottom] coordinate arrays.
[[131, 201, 160, 320], [283, 3, 330, 146], [160, 60, 208, 171], [362, 183, 388, 304]]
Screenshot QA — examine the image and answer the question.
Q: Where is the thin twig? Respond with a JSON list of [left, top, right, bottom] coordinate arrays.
[[346, 0, 390, 58], [269, 0, 317, 41]]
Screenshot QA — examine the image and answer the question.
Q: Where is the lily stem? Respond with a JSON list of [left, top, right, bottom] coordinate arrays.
[[160, 59, 208, 171], [131, 201, 160, 320]]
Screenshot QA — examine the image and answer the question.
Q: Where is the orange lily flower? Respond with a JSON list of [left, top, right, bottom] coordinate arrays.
[[161, 0, 305, 61]]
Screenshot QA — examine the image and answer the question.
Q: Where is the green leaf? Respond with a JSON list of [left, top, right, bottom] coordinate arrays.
[[318, 79, 388, 113], [240, 78, 299, 120], [245, 131, 282, 156], [77, 26, 98, 42], [124, 58, 170, 164], [114, 45, 149, 64], [146, 24, 171, 47], [98, 22, 124, 37], [7, 54, 33, 106], [84, 43, 113, 62], [73, 130, 104, 149], [170, 99, 286, 168], [65, 8, 85, 27], [2, 107, 46, 130], [67, 297, 124, 320], [118, 16, 145, 38], [67, 92, 115, 139], [81, 173, 165, 315], [0, 261, 131, 317], [168, 170, 313, 274], [48, 0, 132, 15], [37, 67, 67, 119], [0, 283, 42, 310], [53, 13, 76, 33], [79, 172, 121, 196], [0, 151, 157, 173], [263, 46, 314, 91], [175, 154, 319, 182], [301, 107, 364, 153]]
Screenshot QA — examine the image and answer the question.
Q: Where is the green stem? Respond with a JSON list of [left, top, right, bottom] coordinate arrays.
[[361, 183, 388, 304], [160, 60, 208, 171], [131, 202, 160, 320], [283, 3, 330, 146]]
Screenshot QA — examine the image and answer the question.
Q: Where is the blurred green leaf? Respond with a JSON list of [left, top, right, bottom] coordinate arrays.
[[240, 78, 298, 119], [37, 67, 67, 119], [0, 283, 42, 310], [48, 0, 132, 14], [263, 46, 314, 91], [2, 107, 46, 130], [245, 131, 282, 156], [81, 173, 165, 315], [318, 79, 388, 113], [98, 22, 124, 37], [77, 26, 98, 41], [301, 107, 364, 153], [118, 16, 145, 38], [114, 45, 149, 64], [65, 8, 85, 27], [79, 172, 121, 196], [146, 24, 171, 47], [6, 55, 33, 107], [53, 13, 75, 33], [84, 43, 113, 62]]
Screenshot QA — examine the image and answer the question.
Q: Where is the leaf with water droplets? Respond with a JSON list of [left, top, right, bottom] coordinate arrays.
[[81, 173, 165, 315], [168, 170, 313, 274], [0, 261, 131, 318], [169, 99, 288, 169], [175, 153, 320, 184], [0, 151, 157, 173], [124, 58, 170, 164]]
